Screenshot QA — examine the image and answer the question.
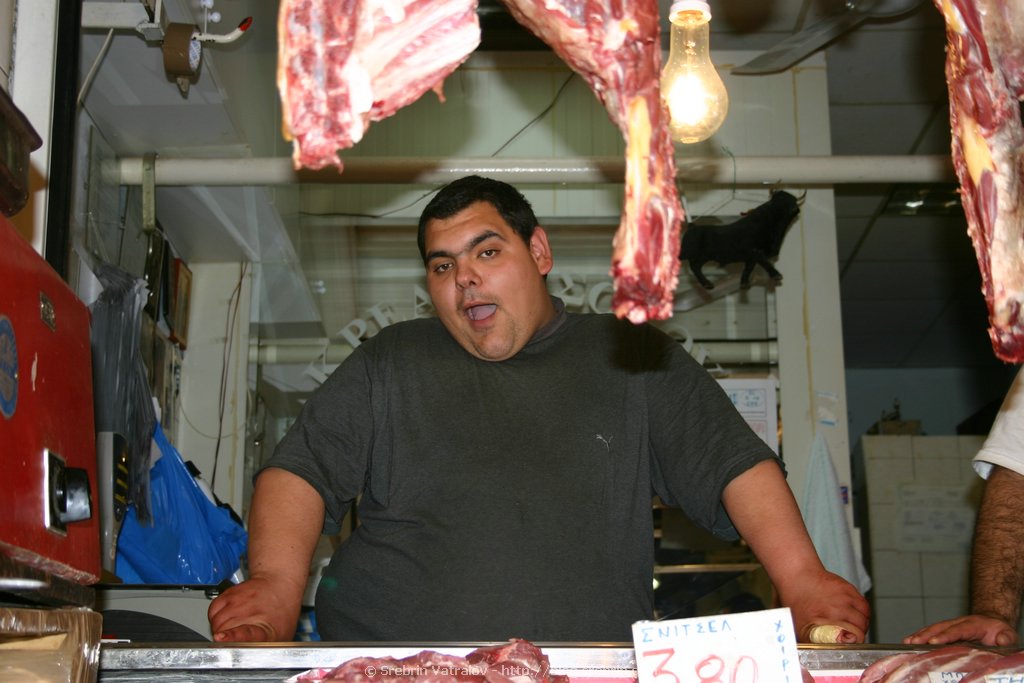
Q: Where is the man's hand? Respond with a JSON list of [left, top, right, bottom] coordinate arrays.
[[206, 468, 326, 642], [208, 576, 301, 642], [720, 461, 871, 644], [903, 615, 1018, 647], [779, 569, 870, 643]]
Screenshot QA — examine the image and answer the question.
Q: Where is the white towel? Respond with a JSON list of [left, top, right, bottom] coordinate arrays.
[[801, 432, 872, 594]]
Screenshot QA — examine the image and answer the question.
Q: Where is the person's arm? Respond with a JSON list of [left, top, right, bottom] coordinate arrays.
[[904, 465, 1024, 646], [721, 460, 870, 643], [208, 467, 325, 642], [972, 464, 1024, 629]]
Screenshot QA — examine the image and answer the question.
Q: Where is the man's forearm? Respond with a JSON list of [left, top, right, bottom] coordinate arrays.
[[722, 459, 870, 642], [247, 467, 326, 600], [971, 465, 1024, 626], [722, 459, 824, 583]]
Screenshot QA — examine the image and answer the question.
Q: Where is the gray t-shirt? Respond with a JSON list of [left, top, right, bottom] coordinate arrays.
[[265, 300, 780, 642]]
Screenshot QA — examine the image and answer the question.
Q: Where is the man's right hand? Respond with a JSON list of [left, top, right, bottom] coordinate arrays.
[[208, 576, 302, 642], [903, 614, 1019, 647], [208, 468, 326, 642]]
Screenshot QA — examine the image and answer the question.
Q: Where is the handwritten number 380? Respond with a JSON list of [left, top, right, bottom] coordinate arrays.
[[642, 648, 759, 683]]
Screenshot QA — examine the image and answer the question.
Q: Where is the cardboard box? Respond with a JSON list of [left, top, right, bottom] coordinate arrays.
[[869, 419, 922, 435], [0, 607, 102, 682]]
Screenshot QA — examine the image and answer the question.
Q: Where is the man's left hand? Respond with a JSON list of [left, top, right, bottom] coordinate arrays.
[[780, 570, 870, 643]]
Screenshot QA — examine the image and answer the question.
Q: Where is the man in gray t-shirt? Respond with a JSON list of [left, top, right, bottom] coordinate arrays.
[[209, 175, 870, 644]]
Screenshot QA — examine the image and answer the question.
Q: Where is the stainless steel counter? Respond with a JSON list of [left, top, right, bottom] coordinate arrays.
[[98, 642, 924, 682]]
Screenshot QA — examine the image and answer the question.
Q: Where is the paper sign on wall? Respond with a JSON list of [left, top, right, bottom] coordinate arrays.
[[896, 483, 976, 552], [718, 379, 779, 454], [632, 608, 800, 683]]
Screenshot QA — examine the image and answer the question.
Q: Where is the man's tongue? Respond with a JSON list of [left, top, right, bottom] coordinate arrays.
[[466, 304, 497, 321]]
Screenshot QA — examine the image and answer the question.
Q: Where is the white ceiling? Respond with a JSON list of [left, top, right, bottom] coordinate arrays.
[[74, 0, 1008, 372]]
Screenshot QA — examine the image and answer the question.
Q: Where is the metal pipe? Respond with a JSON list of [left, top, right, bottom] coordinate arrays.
[[114, 155, 956, 187], [249, 339, 778, 365]]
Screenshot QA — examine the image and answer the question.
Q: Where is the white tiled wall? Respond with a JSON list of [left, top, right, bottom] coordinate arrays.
[[860, 434, 986, 643]]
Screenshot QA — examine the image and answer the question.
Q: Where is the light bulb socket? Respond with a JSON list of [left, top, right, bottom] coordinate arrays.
[[669, 0, 711, 22]]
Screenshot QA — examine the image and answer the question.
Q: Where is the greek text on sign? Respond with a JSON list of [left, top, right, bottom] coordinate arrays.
[[632, 608, 800, 683]]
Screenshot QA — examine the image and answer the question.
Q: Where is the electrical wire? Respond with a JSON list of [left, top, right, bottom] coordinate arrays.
[[77, 29, 115, 110], [297, 186, 444, 221], [211, 261, 248, 491], [176, 391, 249, 441], [686, 145, 770, 222], [490, 73, 575, 157], [297, 72, 578, 222]]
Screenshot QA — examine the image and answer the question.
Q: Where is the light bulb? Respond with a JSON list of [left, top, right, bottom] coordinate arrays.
[[660, 0, 728, 144]]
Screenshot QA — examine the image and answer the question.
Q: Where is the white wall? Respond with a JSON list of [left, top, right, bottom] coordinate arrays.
[[174, 262, 253, 512], [0, 1, 13, 92], [8, 0, 58, 254], [859, 435, 985, 643]]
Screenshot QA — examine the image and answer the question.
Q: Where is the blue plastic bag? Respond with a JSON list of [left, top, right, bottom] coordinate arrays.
[[115, 423, 248, 584]]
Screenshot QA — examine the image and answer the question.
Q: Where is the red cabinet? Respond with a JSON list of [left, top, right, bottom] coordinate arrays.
[[0, 215, 100, 584]]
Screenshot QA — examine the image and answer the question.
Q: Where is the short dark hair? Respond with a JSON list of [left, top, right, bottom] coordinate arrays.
[[417, 175, 539, 262]]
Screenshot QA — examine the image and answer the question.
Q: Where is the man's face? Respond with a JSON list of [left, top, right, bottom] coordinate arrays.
[[424, 201, 555, 361]]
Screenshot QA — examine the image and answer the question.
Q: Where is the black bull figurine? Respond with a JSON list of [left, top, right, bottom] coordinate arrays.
[[679, 190, 802, 290]]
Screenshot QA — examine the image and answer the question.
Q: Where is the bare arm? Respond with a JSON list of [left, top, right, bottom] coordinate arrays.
[[972, 465, 1024, 626], [904, 465, 1024, 646], [208, 467, 325, 642], [722, 460, 870, 643]]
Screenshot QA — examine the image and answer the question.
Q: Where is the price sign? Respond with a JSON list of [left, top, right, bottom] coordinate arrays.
[[632, 608, 801, 683]]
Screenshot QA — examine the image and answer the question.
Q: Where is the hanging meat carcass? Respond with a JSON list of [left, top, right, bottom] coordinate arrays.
[[278, 0, 683, 324], [932, 0, 1024, 362], [277, 0, 481, 171], [497, 0, 683, 323]]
